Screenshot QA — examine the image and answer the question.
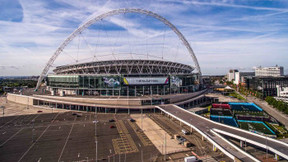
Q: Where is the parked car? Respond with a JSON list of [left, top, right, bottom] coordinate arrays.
[[109, 119, 115, 122], [37, 110, 42, 113], [130, 119, 135, 122], [110, 125, 115, 128]]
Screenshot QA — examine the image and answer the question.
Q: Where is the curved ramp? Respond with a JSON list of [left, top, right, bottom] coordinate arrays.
[[157, 105, 288, 161]]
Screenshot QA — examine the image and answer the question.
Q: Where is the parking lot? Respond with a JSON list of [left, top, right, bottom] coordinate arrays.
[[0, 111, 160, 162]]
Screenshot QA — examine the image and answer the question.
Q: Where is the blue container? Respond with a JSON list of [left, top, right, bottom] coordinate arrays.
[[228, 102, 263, 111], [210, 115, 239, 127]]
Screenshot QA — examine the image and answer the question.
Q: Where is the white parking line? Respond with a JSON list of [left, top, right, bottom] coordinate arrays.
[[78, 153, 80, 158], [0, 116, 21, 129], [58, 116, 77, 162], [17, 113, 61, 162], [37, 157, 41, 162], [2, 131, 6, 135], [0, 128, 24, 147]]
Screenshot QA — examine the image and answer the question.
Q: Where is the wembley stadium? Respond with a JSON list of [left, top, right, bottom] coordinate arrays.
[[7, 9, 214, 111], [47, 59, 200, 97]]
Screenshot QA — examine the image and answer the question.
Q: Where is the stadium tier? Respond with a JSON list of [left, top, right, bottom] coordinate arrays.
[[46, 60, 200, 96]]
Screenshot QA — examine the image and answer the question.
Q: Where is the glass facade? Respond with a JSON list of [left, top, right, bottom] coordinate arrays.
[[47, 74, 199, 96]]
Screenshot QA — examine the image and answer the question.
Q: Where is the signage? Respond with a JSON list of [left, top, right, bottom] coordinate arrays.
[[123, 77, 169, 85]]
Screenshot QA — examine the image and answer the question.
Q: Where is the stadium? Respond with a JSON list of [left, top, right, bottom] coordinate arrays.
[[47, 59, 199, 96], [7, 9, 213, 111]]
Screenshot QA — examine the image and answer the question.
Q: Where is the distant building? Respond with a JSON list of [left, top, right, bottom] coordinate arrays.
[[255, 66, 284, 77], [227, 69, 238, 82], [245, 76, 288, 98], [276, 85, 288, 98], [234, 72, 255, 85]]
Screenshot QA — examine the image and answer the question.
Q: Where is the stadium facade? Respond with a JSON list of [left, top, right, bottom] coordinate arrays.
[[47, 60, 200, 97]]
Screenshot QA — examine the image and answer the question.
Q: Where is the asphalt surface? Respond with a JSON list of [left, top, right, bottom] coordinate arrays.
[[0, 112, 160, 162], [149, 114, 231, 162], [159, 105, 288, 161]]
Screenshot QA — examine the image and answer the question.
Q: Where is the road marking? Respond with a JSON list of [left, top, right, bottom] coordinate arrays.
[[37, 157, 41, 162], [0, 128, 24, 147], [0, 114, 40, 147], [110, 149, 112, 154], [0, 116, 21, 129], [138, 143, 141, 147], [84, 124, 85, 127], [78, 153, 80, 158], [17, 113, 61, 162], [2, 131, 6, 134], [58, 116, 76, 162]]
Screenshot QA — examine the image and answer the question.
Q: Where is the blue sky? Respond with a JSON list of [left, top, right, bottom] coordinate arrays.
[[0, 0, 288, 76]]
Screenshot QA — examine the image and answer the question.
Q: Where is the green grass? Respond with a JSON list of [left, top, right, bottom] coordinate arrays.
[[238, 122, 274, 135], [234, 111, 266, 116], [228, 92, 247, 101]]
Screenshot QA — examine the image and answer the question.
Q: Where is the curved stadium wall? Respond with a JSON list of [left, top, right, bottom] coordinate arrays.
[[47, 60, 200, 96]]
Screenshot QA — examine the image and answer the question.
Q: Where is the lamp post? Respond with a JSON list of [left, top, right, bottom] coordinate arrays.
[[265, 136, 268, 161], [93, 115, 98, 162]]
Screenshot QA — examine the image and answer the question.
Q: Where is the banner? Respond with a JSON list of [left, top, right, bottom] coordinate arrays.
[[123, 77, 169, 85]]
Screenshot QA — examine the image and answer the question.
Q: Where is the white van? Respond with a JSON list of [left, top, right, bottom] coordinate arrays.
[[184, 156, 197, 162]]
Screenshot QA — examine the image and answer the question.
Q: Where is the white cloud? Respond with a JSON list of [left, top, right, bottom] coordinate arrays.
[[0, 0, 287, 76]]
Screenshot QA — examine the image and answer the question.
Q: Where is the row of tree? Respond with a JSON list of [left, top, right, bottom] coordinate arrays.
[[265, 96, 288, 114], [225, 82, 263, 99], [0, 79, 37, 94]]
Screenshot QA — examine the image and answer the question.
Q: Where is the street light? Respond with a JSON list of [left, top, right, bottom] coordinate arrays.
[[93, 116, 98, 162]]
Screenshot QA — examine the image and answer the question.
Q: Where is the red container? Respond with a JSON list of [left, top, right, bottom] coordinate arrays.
[[212, 104, 231, 109]]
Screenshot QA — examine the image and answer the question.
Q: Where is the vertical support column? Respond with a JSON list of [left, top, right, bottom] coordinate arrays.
[[135, 86, 137, 96], [154, 108, 155, 113], [105, 108, 107, 114], [78, 105, 79, 111], [180, 121, 182, 126], [128, 108, 130, 115], [240, 141, 243, 148], [190, 127, 193, 133], [115, 108, 117, 114], [202, 136, 205, 141], [56, 103, 57, 109], [157, 86, 159, 95], [70, 105, 71, 110]]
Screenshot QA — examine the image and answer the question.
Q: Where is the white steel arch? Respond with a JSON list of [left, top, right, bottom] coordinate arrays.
[[36, 8, 202, 90]]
